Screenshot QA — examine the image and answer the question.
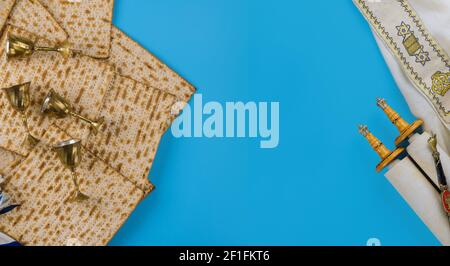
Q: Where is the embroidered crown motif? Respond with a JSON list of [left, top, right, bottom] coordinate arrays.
[[432, 71, 450, 96], [396, 22, 430, 66]]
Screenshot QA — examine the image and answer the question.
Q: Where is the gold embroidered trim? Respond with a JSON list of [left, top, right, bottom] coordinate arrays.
[[399, 1, 450, 68], [432, 71, 450, 96], [355, 0, 450, 118], [396, 21, 430, 66]]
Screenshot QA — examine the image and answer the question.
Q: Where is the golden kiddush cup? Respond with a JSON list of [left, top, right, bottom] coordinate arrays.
[[376, 98, 423, 146], [7, 34, 73, 59], [2, 82, 39, 146], [359, 125, 404, 172], [53, 139, 89, 202], [41, 90, 104, 135]]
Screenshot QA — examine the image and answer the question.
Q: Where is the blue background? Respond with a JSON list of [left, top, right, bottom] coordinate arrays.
[[110, 0, 440, 246]]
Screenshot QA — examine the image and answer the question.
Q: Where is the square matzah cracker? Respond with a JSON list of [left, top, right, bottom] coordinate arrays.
[[0, 26, 115, 157], [0, 0, 15, 33], [82, 75, 177, 193], [8, 0, 68, 44], [0, 125, 147, 246], [109, 26, 196, 103], [39, 0, 114, 58]]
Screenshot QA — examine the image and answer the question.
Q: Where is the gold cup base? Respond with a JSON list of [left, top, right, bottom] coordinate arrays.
[[69, 191, 89, 203], [26, 134, 40, 147], [376, 147, 405, 172], [394, 120, 424, 146]]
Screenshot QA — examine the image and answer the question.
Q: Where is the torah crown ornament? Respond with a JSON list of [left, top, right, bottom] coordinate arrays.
[[431, 71, 450, 97], [376, 98, 423, 146], [6, 34, 73, 59], [359, 125, 404, 172]]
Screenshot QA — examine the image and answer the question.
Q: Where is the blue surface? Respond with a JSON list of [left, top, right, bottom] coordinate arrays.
[[110, 0, 440, 246]]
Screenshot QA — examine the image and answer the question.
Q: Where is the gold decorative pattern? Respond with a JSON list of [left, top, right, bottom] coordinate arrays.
[[398, 1, 450, 67], [396, 21, 430, 65], [432, 71, 450, 96]]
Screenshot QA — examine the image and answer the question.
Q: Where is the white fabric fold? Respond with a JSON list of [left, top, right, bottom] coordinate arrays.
[[407, 132, 450, 187], [0, 232, 19, 246], [385, 157, 450, 246]]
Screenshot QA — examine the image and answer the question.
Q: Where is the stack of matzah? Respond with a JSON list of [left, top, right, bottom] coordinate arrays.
[[0, 0, 195, 246]]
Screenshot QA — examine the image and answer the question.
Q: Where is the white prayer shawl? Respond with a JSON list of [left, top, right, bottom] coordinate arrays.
[[370, 0, 450, 153], [0, 232, 20, 246], [0, 175, 19, 217]]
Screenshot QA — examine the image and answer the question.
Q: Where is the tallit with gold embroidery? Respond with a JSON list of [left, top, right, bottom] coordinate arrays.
[[354, 0, 450, 151]]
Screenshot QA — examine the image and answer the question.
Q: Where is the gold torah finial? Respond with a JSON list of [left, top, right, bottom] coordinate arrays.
[[358, 125, 404, 172], [428, 133, 439, 156], [376, 98, 423, 146]]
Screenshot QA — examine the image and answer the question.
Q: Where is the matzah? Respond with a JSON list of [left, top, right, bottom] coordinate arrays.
[[0, 0, 15, 34], [109, 26, 196, 103], [0, 26, 115, 157], [8, 0, 68, 44], [84, 75, 176, 193], [39, 0, 114, 58], [0, 125, 147, 246]]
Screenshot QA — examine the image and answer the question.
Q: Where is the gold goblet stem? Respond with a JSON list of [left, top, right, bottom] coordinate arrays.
[[20, 112, 39, 146], [70, 169, 89, 202], [35, 46, 74, 58], [34, 46, 59, 53], [70, 112, 94, 125]]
